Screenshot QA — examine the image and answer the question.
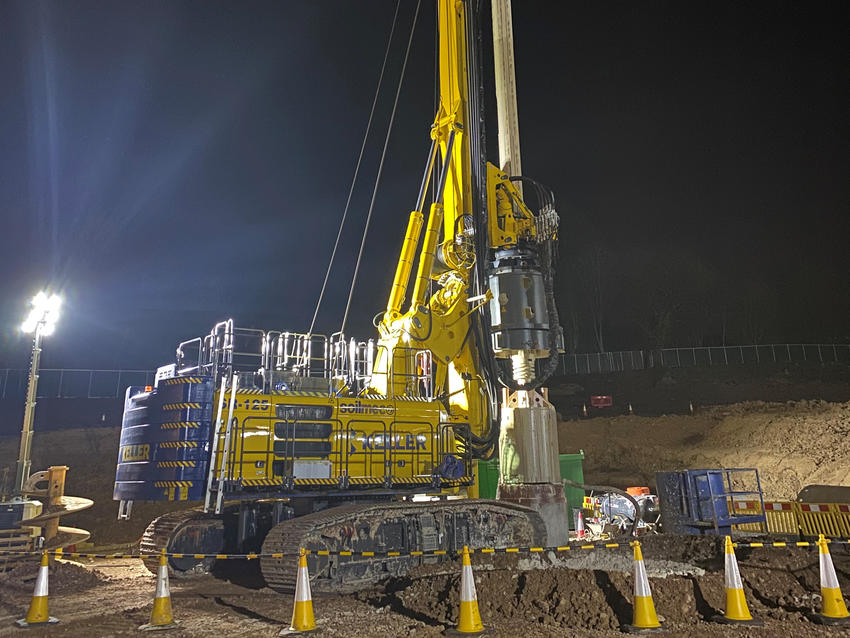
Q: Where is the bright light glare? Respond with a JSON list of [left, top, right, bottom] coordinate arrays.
[[21, 291, 62, 335]]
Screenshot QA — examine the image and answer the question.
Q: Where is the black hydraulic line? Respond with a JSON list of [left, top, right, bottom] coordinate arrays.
[[463, 0, 503, 458], [562, 479, 642, 538]]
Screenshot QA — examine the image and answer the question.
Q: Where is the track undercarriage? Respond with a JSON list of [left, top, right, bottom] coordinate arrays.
[[140, 498, 546, 593]]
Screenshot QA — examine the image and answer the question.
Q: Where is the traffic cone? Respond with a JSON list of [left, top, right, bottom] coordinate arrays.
[[814, 534, 850, 625], [575, 509, 586, 540], [139, 549, 178, 630], [623, 541, 664, 633], [628, 403, 634, 415], [446, 546, 484, 635], [16, 551, 59, 627], [582, 404, 588, 417], [713, 536, 761, 625], [281, 548, 316, 635]]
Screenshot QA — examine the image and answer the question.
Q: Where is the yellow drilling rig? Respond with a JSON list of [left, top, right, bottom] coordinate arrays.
[[114, 0, 568, 592]]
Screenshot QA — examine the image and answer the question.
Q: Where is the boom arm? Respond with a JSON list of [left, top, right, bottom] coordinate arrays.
[[371, 0, 560, 459]]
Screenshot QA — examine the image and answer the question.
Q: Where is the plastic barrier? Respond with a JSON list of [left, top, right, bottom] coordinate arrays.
[[796, 503, 850, 538], [732, 500, 850, 538]]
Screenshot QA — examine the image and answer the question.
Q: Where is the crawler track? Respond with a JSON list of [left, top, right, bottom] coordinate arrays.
[[140, 509, 224, 577], [260, 499, 546, 594]]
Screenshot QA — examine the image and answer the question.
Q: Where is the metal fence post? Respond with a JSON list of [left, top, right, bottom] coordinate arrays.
[[771, 344, 775, 363], [116, 370, 122, 397], [724, 347, 728, 366], [57, 370, 64, 398], [817, 344, 823, 364], [87, 371, 94, 398], [786, 344, 791, 362], [739, 346, 744, 364], [834, 344, 838, 362], [2, 369, 8, 399]]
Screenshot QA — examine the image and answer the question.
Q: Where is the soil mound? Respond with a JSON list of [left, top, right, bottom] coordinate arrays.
[[560, 400, 850, 498]]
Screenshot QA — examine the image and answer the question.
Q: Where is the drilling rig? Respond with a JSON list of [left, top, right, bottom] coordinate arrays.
[[114, 0, 567, 592]]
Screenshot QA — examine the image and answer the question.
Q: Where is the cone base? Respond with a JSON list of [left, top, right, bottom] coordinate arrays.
[[15, 617, 59, 628], [812, 614, 850, 626], [279, 627, 317, 635], [621, 623, 666, 634], [711, 614, 763, 626], [445, 628, 488, 635], [139, 621, 180, 631]]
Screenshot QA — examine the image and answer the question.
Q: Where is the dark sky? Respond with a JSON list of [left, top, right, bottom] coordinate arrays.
[[1, 1, 848, 369]]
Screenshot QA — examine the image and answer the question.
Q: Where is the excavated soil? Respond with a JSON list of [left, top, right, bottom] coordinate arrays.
[[0, 542, 847, 637], [561, 400, 850, 498]]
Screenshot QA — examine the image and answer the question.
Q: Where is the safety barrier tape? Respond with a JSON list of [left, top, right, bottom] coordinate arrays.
[[2, 539, 848, 560]]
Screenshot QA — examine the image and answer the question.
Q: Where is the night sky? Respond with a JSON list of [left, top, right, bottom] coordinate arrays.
[[1, 1, 847, 370]]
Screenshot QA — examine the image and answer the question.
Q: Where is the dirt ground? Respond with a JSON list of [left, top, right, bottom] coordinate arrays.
[[1, 536, 848, 637], [561, 399, 850, 498]]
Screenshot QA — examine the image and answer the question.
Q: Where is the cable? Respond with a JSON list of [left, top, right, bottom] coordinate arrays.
[[307, 0, 402, 337], [341, 0, 422, 334]]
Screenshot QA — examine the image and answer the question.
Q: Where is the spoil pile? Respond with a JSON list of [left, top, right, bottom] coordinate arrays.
[[368, 541, 850, 637], [560, 400, 850, 498]]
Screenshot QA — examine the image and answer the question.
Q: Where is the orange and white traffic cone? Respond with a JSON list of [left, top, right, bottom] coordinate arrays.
[[281, 548, 316, 635], [16, 551, 59, 627], [139, 549, 178, 631], [575, 509, 586, 540], [447, 546, 484, 635], [713, 536, 761, 625], [814, 534, 850, 626], [623, 541, 665, 633]]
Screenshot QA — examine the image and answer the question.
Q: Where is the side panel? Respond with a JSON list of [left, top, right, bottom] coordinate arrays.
[[113, 377, 214, 502]]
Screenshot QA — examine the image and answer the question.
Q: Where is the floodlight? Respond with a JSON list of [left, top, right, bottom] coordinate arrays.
[[15, 289, 62, 494], [21, 291, 61, 335]]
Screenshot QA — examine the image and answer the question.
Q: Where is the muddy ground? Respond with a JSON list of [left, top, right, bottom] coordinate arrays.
[[1, 535, 848, 637]]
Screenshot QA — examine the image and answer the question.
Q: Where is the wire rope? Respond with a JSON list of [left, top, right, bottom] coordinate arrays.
[[340, 0, 422, 333], [307, 0, 402, 337]]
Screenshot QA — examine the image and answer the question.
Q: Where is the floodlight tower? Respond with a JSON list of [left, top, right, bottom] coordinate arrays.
[[15, 291, 61, 494]]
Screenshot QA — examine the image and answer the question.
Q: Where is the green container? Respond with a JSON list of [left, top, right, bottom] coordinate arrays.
[[477, 458, 500, 500], [560, 451, 586, 528], [476, 451, 585, 528]]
